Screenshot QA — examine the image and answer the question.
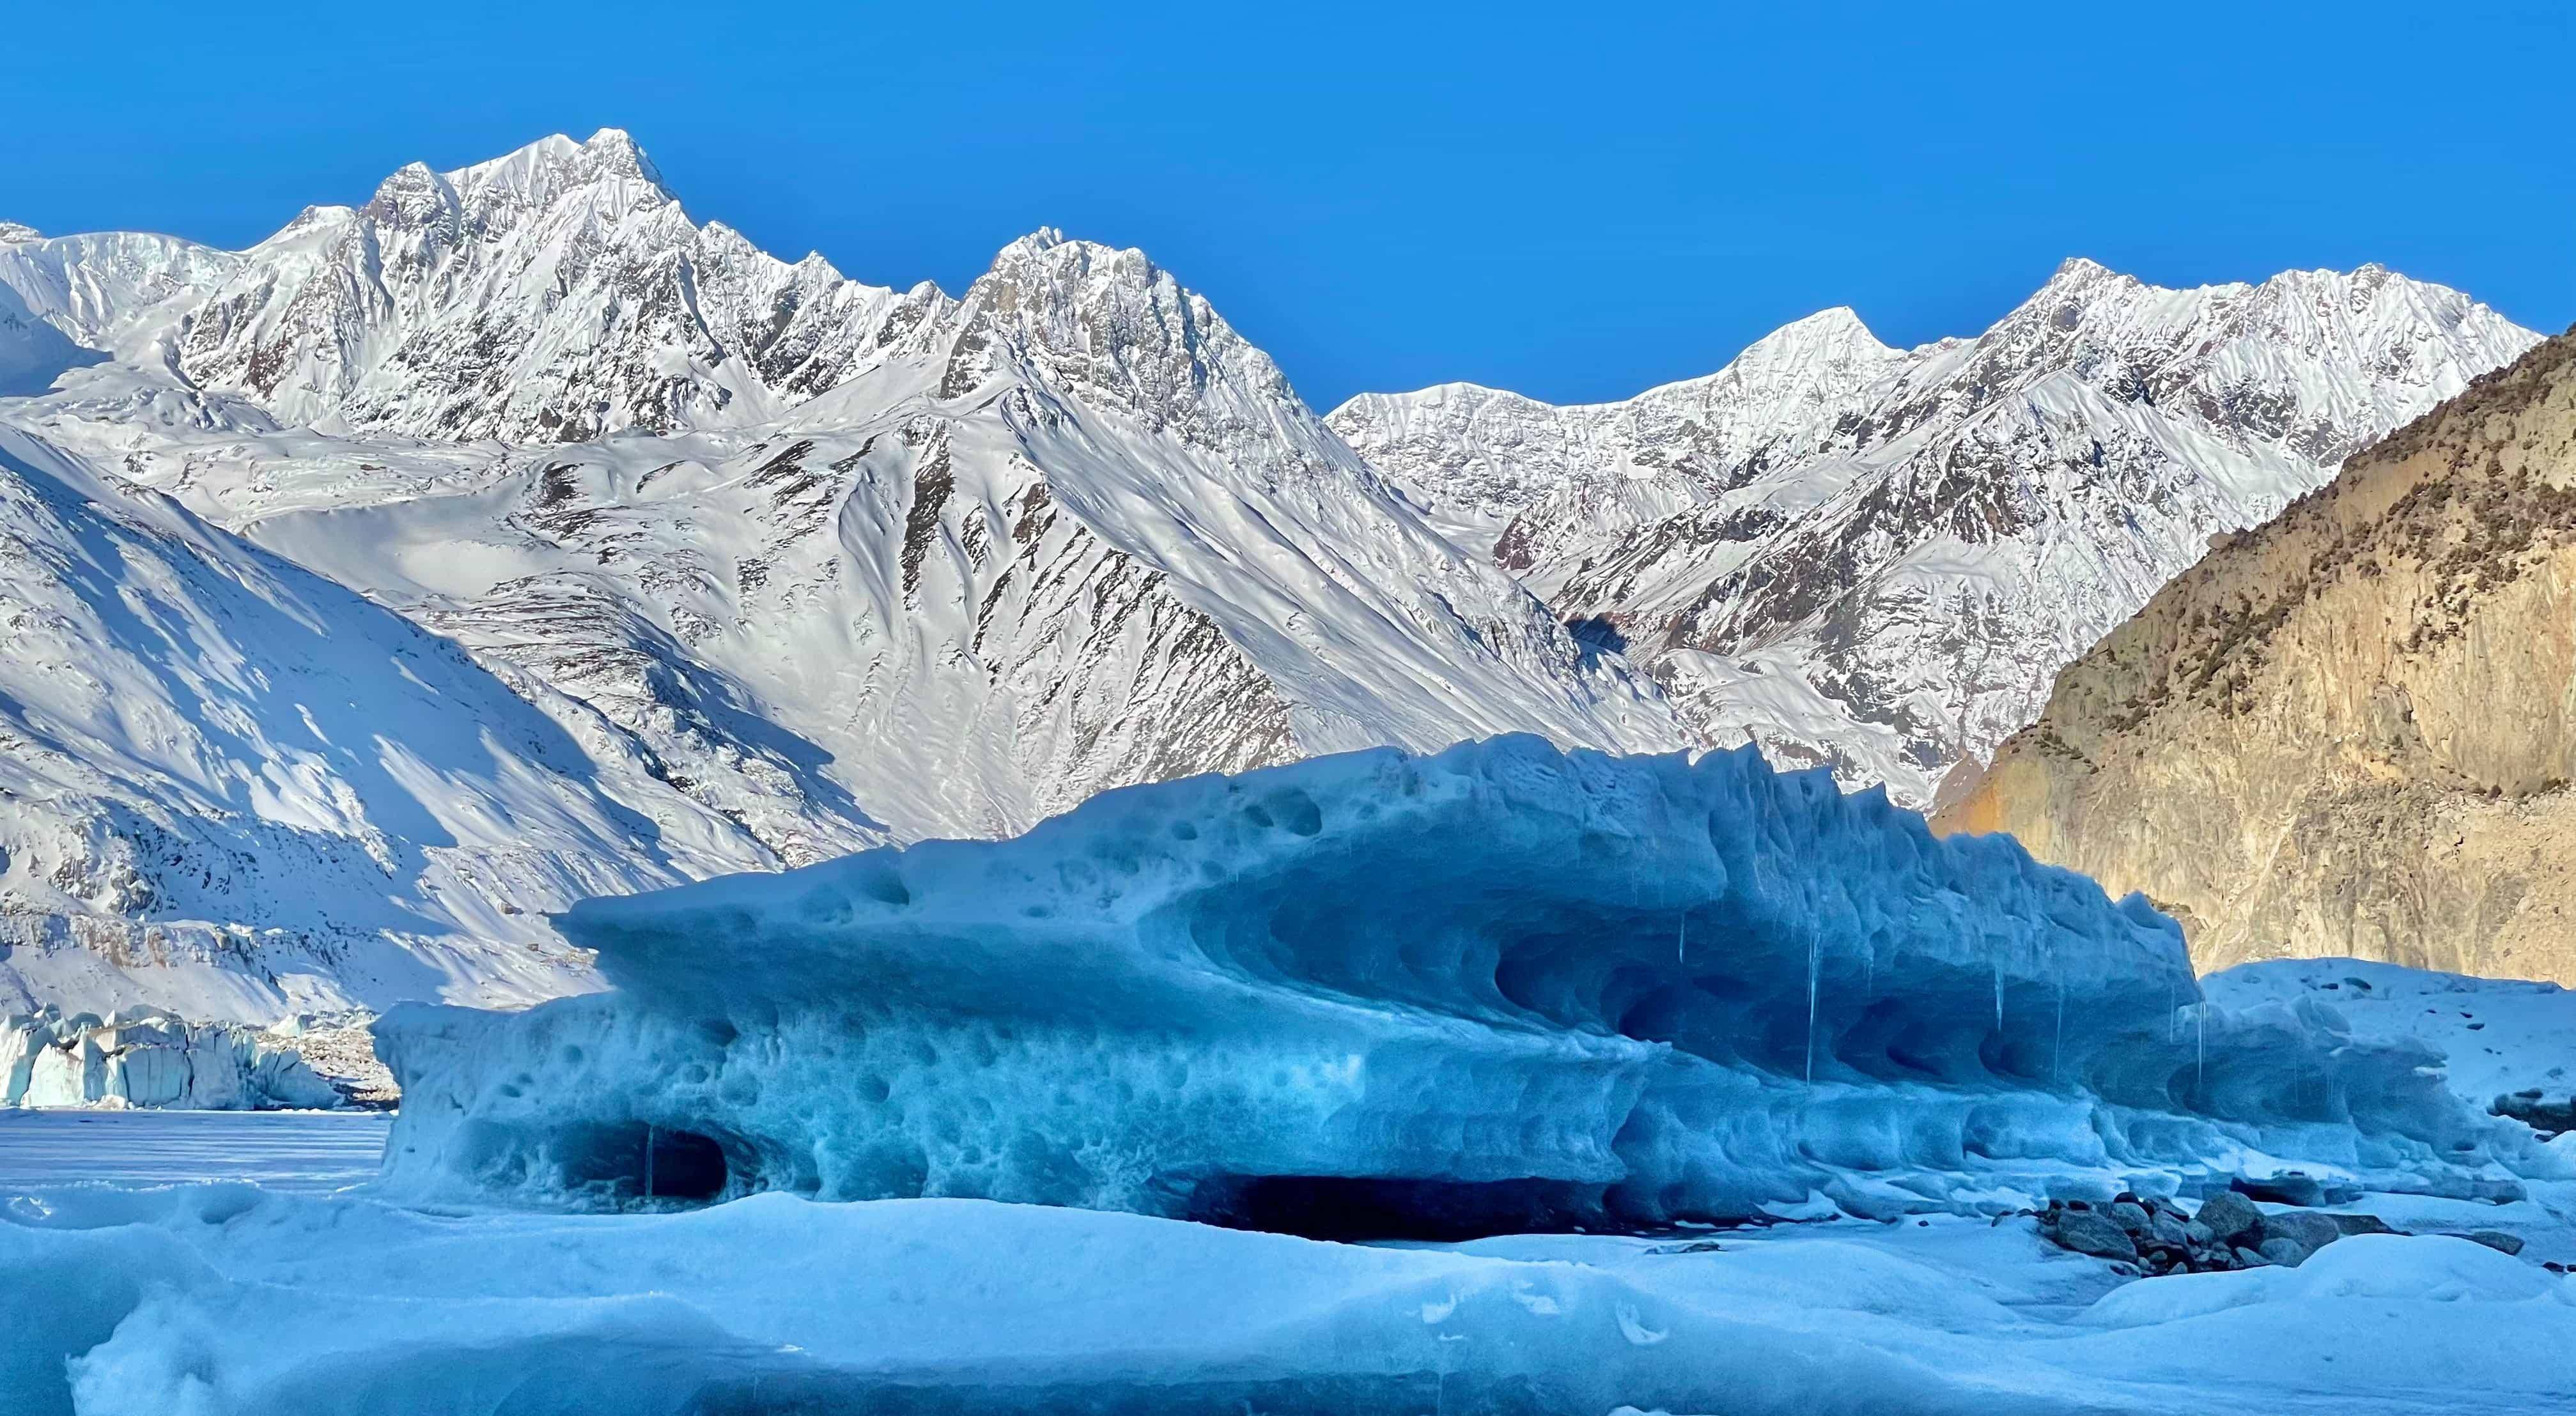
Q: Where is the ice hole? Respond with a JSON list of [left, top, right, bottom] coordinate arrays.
[[1184, 1174, 1597, 1241], [556, 1122, 733, 1205], [642, 1128, 731, 1201]]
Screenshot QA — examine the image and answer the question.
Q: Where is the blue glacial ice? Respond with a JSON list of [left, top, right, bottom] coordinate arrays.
[[1, 1006, 340, 1111], [376, 737, 2557, 1229]]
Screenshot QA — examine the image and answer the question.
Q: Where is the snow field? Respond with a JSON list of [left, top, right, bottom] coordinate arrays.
[[4, 1183, 2570, 1415]]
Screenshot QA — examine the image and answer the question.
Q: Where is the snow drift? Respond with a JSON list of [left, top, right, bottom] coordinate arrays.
[[15, 1185, 2576, 1416], [376, 737, 2550, 1228]]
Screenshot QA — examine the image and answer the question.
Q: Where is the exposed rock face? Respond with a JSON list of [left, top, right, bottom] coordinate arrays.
[[1937, 332, 2576, 983], [1335, 263, 2538, 805]]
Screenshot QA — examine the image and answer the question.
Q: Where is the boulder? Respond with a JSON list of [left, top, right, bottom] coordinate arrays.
[[2051, 1211, 2141, 1263], [2106, 1201, 2152, 1234], [2194, 1192, 2267, 1246], [2329, 1213, 2394, 1237], [2463, 1230, 2526, 1256], [2233, 1173, 2333, 1206], [2263, 1210, 2345, 1254]]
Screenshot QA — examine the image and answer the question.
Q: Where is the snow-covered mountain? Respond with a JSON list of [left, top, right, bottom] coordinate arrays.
[[0, 420, 786, 1023], [1331, 260, 2540, 804], [0, 133, 1680, 1024], [2, 134, 943, 442]]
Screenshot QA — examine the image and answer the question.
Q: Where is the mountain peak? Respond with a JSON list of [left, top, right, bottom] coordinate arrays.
[[0, 222, 39, 245], [998, 226, 1073, 260], [438, 131, 672, 210], [974, 231, 1179, 312], [363, 161, 458, 227], [580, 127, 661, 184], [1739, 305, 1894, 360]]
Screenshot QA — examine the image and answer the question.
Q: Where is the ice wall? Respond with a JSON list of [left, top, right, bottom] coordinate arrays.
[[1, 1006, 342, 1110], [376, 737, 2552, 1228]]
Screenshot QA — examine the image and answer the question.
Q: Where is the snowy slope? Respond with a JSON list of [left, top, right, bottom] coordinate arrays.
[[0, 135, 1680, 1025], [1332, 261, 2540, 804], [0, 265, 105, 398], [0, 422, 811, 1025], [0, 222, 240, 366], [2205, 958, 2576, 1132]]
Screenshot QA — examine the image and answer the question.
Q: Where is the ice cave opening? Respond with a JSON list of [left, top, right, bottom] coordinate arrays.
[[543, 1121, 734, 1206], [1183, 1174, 1602, 1242]]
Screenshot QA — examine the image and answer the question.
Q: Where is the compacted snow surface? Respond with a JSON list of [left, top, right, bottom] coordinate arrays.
[[4, 1184, 2572, 1415]]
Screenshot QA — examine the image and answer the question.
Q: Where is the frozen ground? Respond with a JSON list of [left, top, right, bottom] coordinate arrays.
[[1, 1179, 2569, 1415], [0, 1001, 2568, 1414], [0, 1111, 390, 1194]]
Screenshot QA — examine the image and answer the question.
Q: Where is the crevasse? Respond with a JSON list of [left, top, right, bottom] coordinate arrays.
[[375, 737, 2552, 1232]]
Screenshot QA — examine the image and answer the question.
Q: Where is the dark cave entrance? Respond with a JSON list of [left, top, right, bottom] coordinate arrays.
[[1184, 1174, 1597, 1242], [552, 1121, 734, 1205], [639, 1126, 731, 1202]]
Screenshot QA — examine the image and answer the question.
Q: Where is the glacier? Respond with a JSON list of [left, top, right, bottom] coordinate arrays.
[[0, 1006, 339, 1110], [376, 737, 2553, 1229]]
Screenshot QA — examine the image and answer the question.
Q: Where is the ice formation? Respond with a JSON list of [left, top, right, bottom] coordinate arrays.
[[1, 1006, 340, 1110], [378, 737, 2556, 1229]]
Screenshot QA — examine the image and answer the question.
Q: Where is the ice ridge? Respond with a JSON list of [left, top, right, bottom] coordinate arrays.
[[376, 737, 2550, 1229]]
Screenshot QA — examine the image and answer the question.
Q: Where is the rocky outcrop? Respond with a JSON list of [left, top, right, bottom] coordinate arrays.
[[1337, 264, 2538, 806], [2031, 1190, 2544, 1277], [1937, 332, 2576, 982]]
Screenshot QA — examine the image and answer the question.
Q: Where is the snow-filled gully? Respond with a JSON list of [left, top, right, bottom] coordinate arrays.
[[373, 738, 2559, 1237]]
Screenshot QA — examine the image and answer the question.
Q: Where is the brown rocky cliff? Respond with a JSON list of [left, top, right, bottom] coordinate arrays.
[[1934, 331, 2576, 982]]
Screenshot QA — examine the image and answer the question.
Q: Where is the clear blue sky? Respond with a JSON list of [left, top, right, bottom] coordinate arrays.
[[6, 1, 2567, 408]]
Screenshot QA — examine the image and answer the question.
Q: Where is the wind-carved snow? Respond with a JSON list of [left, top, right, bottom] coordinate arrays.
[[375, 738, 2552, 1228], [1331, 261, 2541, 804], [0, 134, 1680, 1026]]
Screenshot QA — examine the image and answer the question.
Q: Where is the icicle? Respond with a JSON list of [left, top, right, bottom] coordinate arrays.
[[2051, 977, 2065, 1087], [643, 1122, 656, 1201], [2193, 1004, 2206, 1102], [1677, 910, 1687, 967], [1803, 921, 1822, 1084]]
